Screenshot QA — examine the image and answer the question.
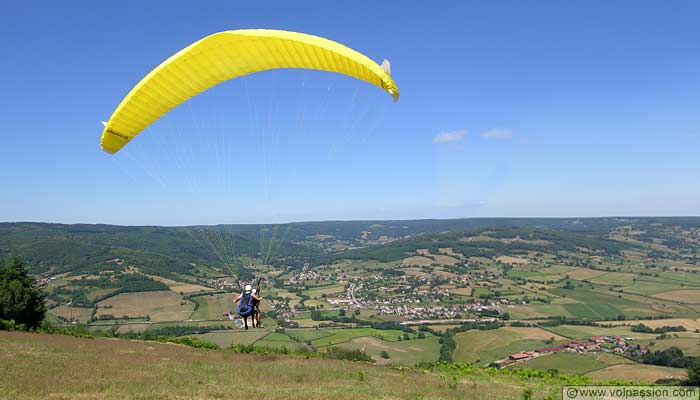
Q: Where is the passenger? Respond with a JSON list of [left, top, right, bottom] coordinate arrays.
[[252, 288, 263, 328], [233, 285, 262, 330]]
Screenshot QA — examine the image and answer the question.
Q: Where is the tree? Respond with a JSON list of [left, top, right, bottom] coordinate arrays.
[[0, 258, 46, 329], [687, 362, 700, 386], [380, 350, 390, 359], [338, 308, 346, 316]]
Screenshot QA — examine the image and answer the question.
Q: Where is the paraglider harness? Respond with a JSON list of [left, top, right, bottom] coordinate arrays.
[[237, 290, 255, 318]]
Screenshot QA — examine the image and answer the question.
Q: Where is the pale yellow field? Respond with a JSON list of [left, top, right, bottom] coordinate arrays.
[[601, 318, 700, 331], [307, 234, 334, 240], [496, 256, 530, 265], [96, 291, 194, 322], [499, 327, 566, 341], [433, 269, 458, 279], [588, 272, 638, 286], [653, 290, 700, 304], [402, 256, 434, 267], [292, 318, 321, 328], [48, 306, 93, 323], [148, 275, 213, 294], [426, 324, 462, 332], [646, 338, 700, 356], [506, 305, 548, 319], [432, 255, 460, 265], [566, 268, 607, 280], [115, 323, 150, 334], [305, 284, 346, 298], [467, 256, 495, 265], [403, 268, 431, 278], [587, 364, 686, 383], [462, 235, 549, 246], [451, 287, 473, 296], [276, 291, 302, 309], [591, 352, 635, 365]]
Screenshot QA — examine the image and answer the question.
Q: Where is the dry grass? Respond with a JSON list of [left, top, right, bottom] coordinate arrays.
[[433, 269, 458, 279], [566, 268, 607, 280], [426, 324, 462, 333], [148, 275, 213, 294], [115, 324, 149, 334], [587, 364, 686, 383], [432, 255, 460, 266], [0, 331, 543, 400], [499, 327, 566, 341], [653, 290, 700, 304], [600, 318, 700, 331], [451, 287, 473, 296], [403, 268, 431, 278], [401, 256, 434, 267], [96, 291, 194, 322], [645, 338, 700, 356], [48, 306, 93, 323], [496, 256, 530, 265]]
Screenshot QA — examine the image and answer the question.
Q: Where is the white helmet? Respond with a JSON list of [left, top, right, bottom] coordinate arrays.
[[244, 284, 252, 293], [251, 288, 257, 294]]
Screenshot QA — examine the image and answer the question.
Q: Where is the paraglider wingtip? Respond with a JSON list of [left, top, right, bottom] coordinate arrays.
[[389, 89, 399, 102], [100, 146, 116, 155], [381, 59, 392, 75]]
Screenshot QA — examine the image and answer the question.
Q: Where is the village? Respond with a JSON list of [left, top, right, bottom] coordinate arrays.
[[494, 334, 648, 368]]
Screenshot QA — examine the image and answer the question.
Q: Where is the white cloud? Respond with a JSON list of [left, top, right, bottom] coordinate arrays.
[[432, 130, 466, 144], [480, 128, 513, 140]]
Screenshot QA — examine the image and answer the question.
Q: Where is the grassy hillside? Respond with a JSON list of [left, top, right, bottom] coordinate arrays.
[[0, 331, 568, 400]]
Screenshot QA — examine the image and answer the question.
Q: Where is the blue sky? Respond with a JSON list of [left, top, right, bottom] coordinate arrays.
[[1, 1, 699, 225]]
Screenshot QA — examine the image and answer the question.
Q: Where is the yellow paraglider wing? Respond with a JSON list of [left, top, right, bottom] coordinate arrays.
[[100, 29, 400, 154]]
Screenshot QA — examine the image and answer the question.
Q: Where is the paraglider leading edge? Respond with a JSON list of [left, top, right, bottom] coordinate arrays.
[[99, 29, 400, 154]]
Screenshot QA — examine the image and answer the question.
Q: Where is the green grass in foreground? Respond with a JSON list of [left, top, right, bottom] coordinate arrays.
[[0, 331, 572, 400]]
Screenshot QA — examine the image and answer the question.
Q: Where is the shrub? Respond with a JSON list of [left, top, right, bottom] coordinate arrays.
[[325, 347, 374, 362]]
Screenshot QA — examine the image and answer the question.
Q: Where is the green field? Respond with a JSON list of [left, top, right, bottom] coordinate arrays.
[[304, 284, 346, 298], [190, 293, 233, 320], [286, 329, 333, 342], [562, 302, 622, 319], [549, 287, 646, 318], [260, 332, 295, 342], [621, 281, 689, 296], [311, 328, 407, 347], [507, 270, 548, 279]]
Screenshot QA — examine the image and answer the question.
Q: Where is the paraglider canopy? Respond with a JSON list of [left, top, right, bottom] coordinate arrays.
[[100, 29, 400, 154]]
